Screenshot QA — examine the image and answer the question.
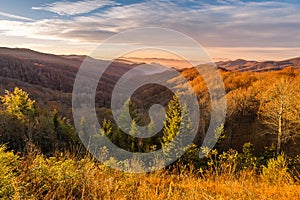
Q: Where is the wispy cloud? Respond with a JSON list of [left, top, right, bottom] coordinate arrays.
[[5, 0, 300, 46], [32, 0, 118, 16], [1, 0, 300, 60], [0, 11, 33, 21]]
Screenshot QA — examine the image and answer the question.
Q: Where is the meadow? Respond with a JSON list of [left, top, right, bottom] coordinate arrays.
[[1, 144, 300, 199]]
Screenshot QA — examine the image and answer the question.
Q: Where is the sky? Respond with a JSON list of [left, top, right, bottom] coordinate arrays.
[[0, 0, 300, 61]]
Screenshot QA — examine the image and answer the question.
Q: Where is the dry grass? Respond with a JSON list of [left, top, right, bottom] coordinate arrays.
[[0, 154, 297, 200], [0, 145, 299, 199]]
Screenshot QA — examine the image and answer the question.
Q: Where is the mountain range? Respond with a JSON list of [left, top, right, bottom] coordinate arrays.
[[0, 47, 299, 117], [216, 57, 300, 72]]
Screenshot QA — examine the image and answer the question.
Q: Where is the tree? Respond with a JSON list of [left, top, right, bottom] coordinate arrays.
[[1, 87, 36, 148], [1, 87, 35, 120], [102, 118, 113, 138], [51, 109, 76, 152], [145, 119, 157, 152], [226, 86, 258, 147], [258, 76, 300, 154], [161, 95, 194, 162], [53, 109, 60, 150], [129, 119, 141, 152], [161, 96, 182, 148]]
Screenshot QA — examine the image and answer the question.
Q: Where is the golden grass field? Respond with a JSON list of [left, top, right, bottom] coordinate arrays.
[[1, 146, 300, 200]]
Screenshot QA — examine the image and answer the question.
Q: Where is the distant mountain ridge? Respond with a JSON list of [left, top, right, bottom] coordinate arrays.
[[0, 47, 165, 92], [1, 47, 299, 72], [0, 46, 298, 93], [0, 47, 170, 117], [216, 57, 300, 72]]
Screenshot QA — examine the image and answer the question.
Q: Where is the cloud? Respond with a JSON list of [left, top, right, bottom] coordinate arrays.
[[0, 11, 33, 21], [5, 0, 300, 46], [207, 47, 300, 61], [1, 0, 300, 60], [32, 0, 118, 16]]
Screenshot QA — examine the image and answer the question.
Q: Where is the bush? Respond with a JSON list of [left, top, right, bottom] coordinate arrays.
[[262, 153, 291, 183], [238, 142, 257, 170], [0, 144, 299, 199], [17, 155, 86, 199], [0, 145, 19, 198]]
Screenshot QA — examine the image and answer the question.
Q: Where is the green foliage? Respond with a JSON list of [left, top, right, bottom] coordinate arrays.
[[161, 95, 193, 163], [178, 143, 200, 167], [53, 109, 59, 133], [161, 95, 182, 147], [263, 144, 277, 159], [110, 99, 140, 152], [258, 144, 277, 166], [262, 153, 291, 183], [238, 142, 257, 170], [0, 143, 298, 199], [214, 124, 226, 150], [204, 148, 239, 176], [201, 143, 291, 178], [0, 112, 26, 151], [102, 118, 113, 137], [17, 155, 96, 199], [218, 149, 239, 175], [1, 87, 35, 120], [0, 88, 77, 154], [129, 119, 141, 152], [78, 117, 89, 147], [288, 155, 300, 177], [0, 145, 19, 198]]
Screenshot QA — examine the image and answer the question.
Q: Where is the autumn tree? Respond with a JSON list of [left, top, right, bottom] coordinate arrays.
[[226, 86, 258, 147], [1, 87, 35, 120], [258, 76, 300, 154], [1, 87, 36, 147]]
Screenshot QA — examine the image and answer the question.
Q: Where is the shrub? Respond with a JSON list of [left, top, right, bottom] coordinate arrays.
[[238, 142, 257, 170], [262, 153, 291, 183], [17, 155, 85, 199], [0, 145, 19, 198]]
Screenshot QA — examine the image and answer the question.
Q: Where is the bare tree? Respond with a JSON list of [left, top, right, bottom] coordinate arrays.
[[258, 76, 300, 154]]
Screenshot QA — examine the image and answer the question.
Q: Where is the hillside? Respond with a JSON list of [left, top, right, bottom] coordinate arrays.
[[0, 47, 165, 116], [217, 57, 300, 72], [1, 47, 300, 153]]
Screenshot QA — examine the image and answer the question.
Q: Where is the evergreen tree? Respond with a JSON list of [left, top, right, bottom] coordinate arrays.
[[53, 109, 60, 150], [161, 95, 194, 162], [102, 118, 113, 138], [129, 120, 140, 152]]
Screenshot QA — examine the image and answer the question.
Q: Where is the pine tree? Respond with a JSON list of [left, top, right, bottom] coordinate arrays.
[[129, 120, 140, 152], [52, 109, 60, 150], [145, 119, 156, 152], [161, 96, 181, 147], [102, 118, 113, 138], [161, 95, 193, 161]]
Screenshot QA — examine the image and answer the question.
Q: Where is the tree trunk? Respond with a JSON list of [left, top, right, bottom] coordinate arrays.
[[277, 102, 284, 154], [277, 117, 282, 154]]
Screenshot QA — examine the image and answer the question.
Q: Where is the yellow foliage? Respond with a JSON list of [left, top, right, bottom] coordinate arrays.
[[0, 148, 297, 200]]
